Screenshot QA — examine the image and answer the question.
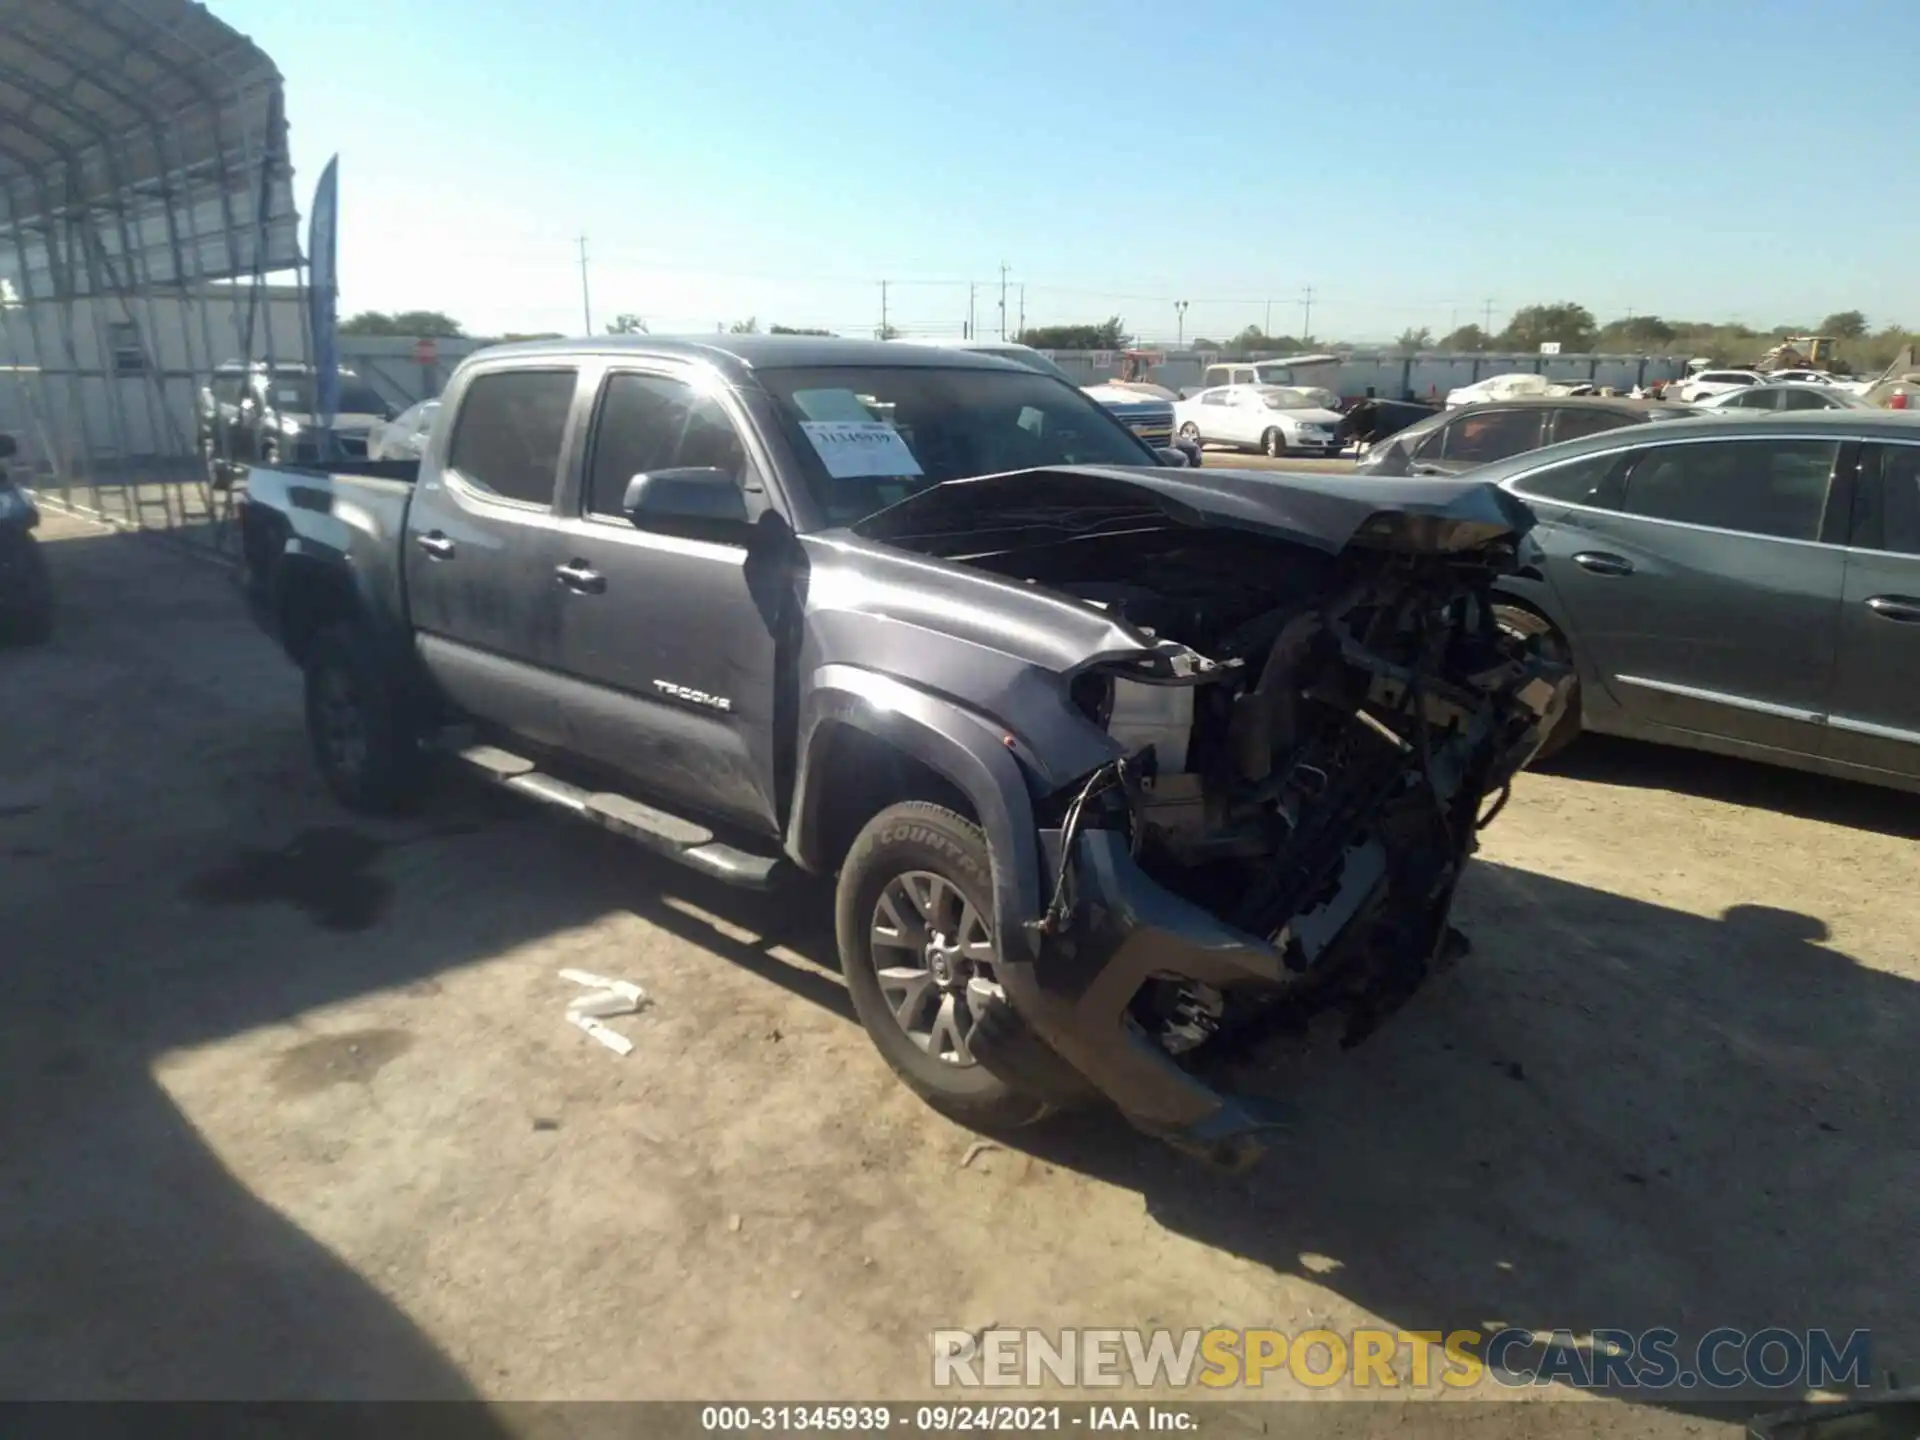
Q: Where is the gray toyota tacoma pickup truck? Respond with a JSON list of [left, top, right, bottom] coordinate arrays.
[[237, 335, 1569, 1164]]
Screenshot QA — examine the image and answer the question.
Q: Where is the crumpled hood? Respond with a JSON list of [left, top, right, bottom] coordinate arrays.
[[851, 464, 1535, 557]]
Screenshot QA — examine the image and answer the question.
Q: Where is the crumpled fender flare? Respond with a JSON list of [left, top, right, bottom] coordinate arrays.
[[787, 664, 1046, 960]]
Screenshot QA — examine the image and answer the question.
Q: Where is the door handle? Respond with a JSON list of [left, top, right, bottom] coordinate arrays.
[[1572, 551, 1635, 577], [1865, 595, 1920, 624], [414, 531, 455, 559], [555, 560, 606, 594]]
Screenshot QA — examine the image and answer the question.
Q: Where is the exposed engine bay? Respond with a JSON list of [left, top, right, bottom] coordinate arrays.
[[961, 519, 1566, 1068]]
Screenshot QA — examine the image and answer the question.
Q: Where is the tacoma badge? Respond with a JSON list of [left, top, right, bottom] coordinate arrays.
[[652, 679, 733, 713]]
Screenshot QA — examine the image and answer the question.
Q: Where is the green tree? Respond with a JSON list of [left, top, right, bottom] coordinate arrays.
[[769, 324, 834, 336], [1395, 326, 1433, 353], [1596, 314, 1676, 350], [1498, 302, 1598, 353], [1437, 323, 1489, 352], [1820, 310, 1868, 341], [1015, 316, 1131, 351], [1214, 325, 1301, 358], [605, 313, 647, 334], [728, 317, 760, 334], [339, 309, 465, 337]]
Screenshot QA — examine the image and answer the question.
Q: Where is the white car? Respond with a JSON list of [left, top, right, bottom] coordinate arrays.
[[1767, 368, 1836, 386], [1695, 383, 1877, 413], [1173, 384, 1345, 458], [366, 398, 440, 461], [1671, 368, 1765, 403]]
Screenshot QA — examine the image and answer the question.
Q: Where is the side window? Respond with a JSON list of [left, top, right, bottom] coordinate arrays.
[[1727, 389, 1777, 409], [1552, 406, 1634, 443], [1778, 387, 1828, 411], [1201, 388, 1229, 407], [1853, 445, 1920, 556], [1621, 439, 1838, 541], [1411, 421, 1448, 460], [585, 371, 748, 519], [1444, 408, 1543, 465], [1510, 451, 1624, 507], [447, 369, 577, 506]]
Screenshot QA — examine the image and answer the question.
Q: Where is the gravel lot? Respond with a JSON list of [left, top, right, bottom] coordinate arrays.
[[3, 512, 1914, 1431]]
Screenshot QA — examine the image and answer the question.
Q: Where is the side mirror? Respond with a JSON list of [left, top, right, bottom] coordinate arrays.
[[622, 467, 750, 529], [1153, 447, 1190, 467], [0, 434, 16, 459]]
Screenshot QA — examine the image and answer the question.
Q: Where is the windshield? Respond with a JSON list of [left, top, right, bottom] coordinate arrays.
[[266, 377, 388, 415], [759, 365, 1154, 526], [1262, 387, 1338, 411]]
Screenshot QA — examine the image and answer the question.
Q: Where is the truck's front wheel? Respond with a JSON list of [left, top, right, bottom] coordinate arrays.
[[304, 624, 420, 813], [836, 802, 1047, 1131]]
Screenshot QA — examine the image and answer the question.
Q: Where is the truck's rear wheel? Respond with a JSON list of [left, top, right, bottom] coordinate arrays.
[[836, 802, 1047, 1130], [304, 623, 420, 813]]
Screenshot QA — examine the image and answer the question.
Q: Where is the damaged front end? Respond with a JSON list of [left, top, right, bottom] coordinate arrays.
[[855, 468, 1572, 1165]]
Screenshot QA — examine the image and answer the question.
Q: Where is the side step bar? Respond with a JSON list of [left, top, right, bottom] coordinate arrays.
[[453, 743, 785, 890]]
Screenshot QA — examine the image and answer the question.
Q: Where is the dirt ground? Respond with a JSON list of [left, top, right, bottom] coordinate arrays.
[[3, 512, 1914, 1432]]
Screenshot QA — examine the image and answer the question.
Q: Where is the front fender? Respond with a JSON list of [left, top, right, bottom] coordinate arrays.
[[788, 664, 1047, 961]]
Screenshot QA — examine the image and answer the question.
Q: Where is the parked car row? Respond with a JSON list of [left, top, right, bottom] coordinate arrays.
[[1355, 397, 1697, 477]]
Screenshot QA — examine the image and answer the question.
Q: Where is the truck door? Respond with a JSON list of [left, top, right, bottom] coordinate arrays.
[[403, 364, 582, 748], [546, 364, 787, 834]]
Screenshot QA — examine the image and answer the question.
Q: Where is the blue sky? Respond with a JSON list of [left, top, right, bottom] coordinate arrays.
[[223, 0, 1920, 344]]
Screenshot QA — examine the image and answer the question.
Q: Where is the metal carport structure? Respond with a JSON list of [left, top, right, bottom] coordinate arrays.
[[0, 0, 303, 551]]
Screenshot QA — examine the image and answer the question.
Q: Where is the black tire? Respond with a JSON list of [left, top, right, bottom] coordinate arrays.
[[1177, 421, 1201, 444], [1262, 427, 1284, 458], [836, 802, 1047, 1130], [1494, 602, 1580, 761], [303, 623, 421, 813], [3, 535, 53, 646]]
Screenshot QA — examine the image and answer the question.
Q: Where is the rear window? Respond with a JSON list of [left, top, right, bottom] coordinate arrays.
[[1552, 406, 1636, 442], [447, 369, 577, 506], [1443, 408, 1543, 465]]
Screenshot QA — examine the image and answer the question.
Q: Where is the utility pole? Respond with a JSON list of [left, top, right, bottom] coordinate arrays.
[[1300, 285, 1315, 343], [880, 279, 888, 339], [1482, 298, 1495, 333], [967, 282, 975, 340], [1017, 284, 1025, 340], [577, 234, 592, 335], [998, 262, 1009, 340], [1264, 298, 1272, 337], [1174, 299, 1189, 346]]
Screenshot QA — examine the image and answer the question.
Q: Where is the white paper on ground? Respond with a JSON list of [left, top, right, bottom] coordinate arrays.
[[799, 420, 924, 479], [568, 1011, 635, 1056]]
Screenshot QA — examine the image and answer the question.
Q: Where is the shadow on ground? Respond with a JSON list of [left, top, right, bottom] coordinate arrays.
[[0, 522, 512, 1413], [7, 518, 1913, 1427], [1547, 732, 1920, 839]]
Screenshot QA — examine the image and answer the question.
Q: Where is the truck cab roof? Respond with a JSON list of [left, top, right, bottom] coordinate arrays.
[[472, 333, 1035, 377]]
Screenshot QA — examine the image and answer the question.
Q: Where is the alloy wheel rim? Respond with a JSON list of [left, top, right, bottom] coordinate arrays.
[[869, 869, 1000, 1067]]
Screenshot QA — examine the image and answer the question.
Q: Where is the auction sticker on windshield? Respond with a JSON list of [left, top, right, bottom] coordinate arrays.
[[800, 419, 924, 479]]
